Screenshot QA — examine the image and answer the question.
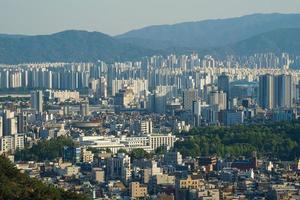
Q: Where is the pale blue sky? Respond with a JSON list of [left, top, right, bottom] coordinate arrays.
[[0, 0, 300, 36]]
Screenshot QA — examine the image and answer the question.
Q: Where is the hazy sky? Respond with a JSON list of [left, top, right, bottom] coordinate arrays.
[[0, 0, 300, 36]]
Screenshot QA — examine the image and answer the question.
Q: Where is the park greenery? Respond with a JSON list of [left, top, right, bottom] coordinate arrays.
[[174, 120, 300, 160], [15, 136, 77, 161]]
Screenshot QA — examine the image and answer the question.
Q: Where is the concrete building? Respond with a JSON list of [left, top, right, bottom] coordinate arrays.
[[143, 161, 163, 183], [106, 153, 131, 184], [140, 119, 153, 135], [225, 110, 244, 125], [217, 73, 230, 109], [52, 90, 80, 102], [176, 175, 204, 190], [81, 149, 94, 163], [0, 116, 2, 137], [259, 74, 294, 109], [164, 151, 183, 165], [275, 74, 293, 108], [259, 74, 275, 109], [149, 134, 176, 151], [3, 110, 17, 136], [192, 100, 202, 126], [79, 99, 90, 116], [175, 175, 204, 200], [92, 168, 105, 183], [0, 134, 25, 154], [129, 182, 148, 199], [112, 79, 148, 98], [208, 90, 227, 111], [183, 89, 198, 111], [114, 89, 135, 108]]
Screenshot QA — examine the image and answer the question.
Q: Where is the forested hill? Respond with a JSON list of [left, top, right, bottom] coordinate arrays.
[[218, 28, 300, 56], [117, 13, 300, 49], [0, 156, 87, 200], [0, 30, 155, 64], [1, 14, 300, 64]]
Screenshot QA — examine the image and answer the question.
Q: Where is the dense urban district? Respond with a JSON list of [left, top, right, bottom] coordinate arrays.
[[1, 53, 300, 200]]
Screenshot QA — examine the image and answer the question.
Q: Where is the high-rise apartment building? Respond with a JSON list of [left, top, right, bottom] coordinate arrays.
[[2, 110, 17, 136], [31, 90, 43, 114], [0, 134, 25, 154]]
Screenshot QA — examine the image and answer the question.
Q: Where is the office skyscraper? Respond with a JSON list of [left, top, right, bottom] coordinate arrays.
[[208, 91, 227, 111], [182, 89, 198, 111], [192, 100, 202, 127], [17, 112, 27, 133], [259, 74, 275, 109], [217, 73, 230, 109], [0, 116, 3, 137], [31, 91, 43, 114], [259, 74, 293, 109], [275, 74, 292, 108]]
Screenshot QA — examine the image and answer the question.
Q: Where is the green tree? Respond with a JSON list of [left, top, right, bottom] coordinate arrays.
[[117, 148, 128, 154], [130, 148, 152, 160], [174, 120, 300, 160]]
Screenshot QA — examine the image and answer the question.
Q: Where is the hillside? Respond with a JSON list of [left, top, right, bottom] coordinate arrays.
[[1, 28, 300, 65], [117, 13, 300, 49], [1, 14, 300, 64], [0, 30, 155, 64], [219, 28, 300, 56], [0, 156, 87, 200]]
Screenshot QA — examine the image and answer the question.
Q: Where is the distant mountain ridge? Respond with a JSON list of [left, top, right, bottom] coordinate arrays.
[[0, 34, 28, 39], [0, 30, 155, 64], [0, 13, 300, 64], [117, 13, 300, 49], [220, 28, 300, 56]]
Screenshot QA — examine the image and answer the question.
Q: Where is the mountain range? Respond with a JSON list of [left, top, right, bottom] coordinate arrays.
[[118, 13, 300, 49], [0, 31, 155, 64], [0, 13, 300, 64]]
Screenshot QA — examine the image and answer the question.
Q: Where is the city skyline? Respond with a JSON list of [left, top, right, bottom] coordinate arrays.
[[2, 1, 300, 199], [0, 0, 300, 35]]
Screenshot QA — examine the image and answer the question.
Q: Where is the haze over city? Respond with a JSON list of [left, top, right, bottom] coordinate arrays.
[[0, 0, 300, 35]]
